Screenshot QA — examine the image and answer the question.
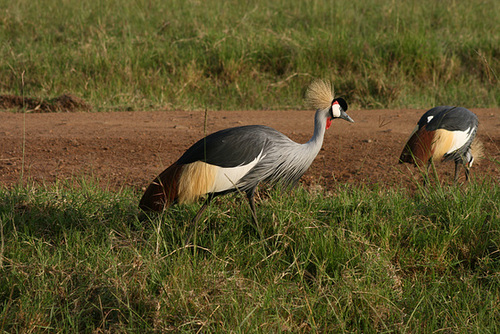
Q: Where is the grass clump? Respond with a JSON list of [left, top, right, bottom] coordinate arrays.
[[1, 0, 499, 111], [0, 179, 499, 332]]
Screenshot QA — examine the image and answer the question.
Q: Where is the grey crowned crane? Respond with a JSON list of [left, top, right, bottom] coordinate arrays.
[[399, 106, 483, 182], [139, 80, 354, 224]]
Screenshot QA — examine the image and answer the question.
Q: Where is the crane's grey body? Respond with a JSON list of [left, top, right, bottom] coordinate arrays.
[[177, 108, 330, 197]]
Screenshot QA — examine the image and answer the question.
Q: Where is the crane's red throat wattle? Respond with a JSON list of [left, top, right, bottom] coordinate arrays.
[[326, 117, 332, 129]]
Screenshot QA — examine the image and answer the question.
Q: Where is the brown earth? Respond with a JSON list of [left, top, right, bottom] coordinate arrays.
[[1, 108, 499, 195]]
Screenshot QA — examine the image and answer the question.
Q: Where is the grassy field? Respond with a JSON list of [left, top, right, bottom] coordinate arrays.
[[1, 0, 499, 111], [0, 178, 499, 332]]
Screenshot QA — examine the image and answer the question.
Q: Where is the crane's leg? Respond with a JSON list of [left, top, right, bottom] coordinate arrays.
[[423, 162, 432, 186], [246, 189, 263, 238], [185, 195, 213, 245], [247, 192, 258, 225], [453, 161, 460, 182], [192, 195, 213, 224]]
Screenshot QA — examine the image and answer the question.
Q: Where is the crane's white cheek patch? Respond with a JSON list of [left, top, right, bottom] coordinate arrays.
[[209, 155, 262, 193], [331, 104, 341, 118]]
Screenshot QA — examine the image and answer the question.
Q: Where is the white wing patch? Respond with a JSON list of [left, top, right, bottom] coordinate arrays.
[[209, 150, 264, 193], [446, 127, 473, 154], [426, 115, 434, 123]]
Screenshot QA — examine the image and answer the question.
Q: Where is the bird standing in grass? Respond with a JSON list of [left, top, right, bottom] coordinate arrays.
[[139, 80, 354, 224], [399, 106, 482, 182]]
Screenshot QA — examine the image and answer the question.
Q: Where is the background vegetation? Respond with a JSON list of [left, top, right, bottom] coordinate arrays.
[[0, 180, 499, 332], [1, 0, 499, 111]]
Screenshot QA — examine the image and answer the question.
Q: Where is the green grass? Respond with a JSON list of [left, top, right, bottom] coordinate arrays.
[[1, 0, 499, 111], [1, 179, 499, 332]]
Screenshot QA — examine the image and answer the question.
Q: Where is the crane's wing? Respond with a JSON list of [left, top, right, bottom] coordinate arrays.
[[422, 106, 478, 132], [176, 125, 287, 168], [417, 106, 452, 129]]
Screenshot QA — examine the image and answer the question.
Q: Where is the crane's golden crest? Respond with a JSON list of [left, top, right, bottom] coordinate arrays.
[[306, 79, 335, 110]]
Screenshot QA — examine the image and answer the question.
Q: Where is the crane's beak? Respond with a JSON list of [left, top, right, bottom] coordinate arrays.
[[340, 109, 354, 123]]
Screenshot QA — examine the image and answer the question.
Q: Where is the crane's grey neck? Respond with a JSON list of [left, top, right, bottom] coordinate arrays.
[[305, 107, 328, 149]]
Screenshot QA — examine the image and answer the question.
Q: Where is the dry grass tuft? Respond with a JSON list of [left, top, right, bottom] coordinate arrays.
[[0, 94, 91, 113]]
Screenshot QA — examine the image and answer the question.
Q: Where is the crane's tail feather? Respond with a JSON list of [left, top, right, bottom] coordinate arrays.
[[470, 137, 484, 163], [306, 79, 335, 110], [139, 163, 183, 212]]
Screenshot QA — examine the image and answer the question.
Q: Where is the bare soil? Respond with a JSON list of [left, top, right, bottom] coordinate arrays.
[[1, 108, 499, 194]]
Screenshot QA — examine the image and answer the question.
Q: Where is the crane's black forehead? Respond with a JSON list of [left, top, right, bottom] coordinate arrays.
[[334, 97, 348, 111]]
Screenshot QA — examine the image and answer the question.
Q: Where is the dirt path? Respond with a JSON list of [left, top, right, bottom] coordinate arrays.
[[1, 108, 499, 193]]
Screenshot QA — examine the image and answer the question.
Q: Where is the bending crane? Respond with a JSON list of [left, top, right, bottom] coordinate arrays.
[[399, 106, 482, 182]]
